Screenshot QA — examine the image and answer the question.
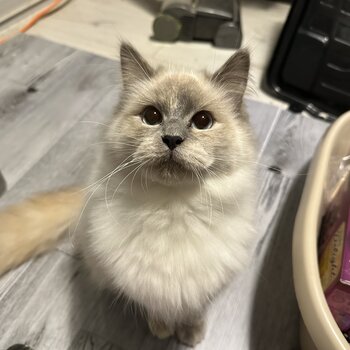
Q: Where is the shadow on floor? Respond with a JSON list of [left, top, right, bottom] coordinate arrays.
[[129, 0, 160, 14], [249, 164, 309, 350], [67, 258, 178, 350]]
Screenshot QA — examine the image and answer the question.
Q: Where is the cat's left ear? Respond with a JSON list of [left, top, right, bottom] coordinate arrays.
[[211, 49, 250, 111], [120, 42, 154, 88]]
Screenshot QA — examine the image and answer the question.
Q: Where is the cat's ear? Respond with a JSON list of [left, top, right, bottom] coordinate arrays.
[[211, 49, 250, 111], [120, 42, 154, 87]]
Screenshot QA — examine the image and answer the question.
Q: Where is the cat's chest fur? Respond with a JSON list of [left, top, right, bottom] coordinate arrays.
[[84, 168, 255, 320]]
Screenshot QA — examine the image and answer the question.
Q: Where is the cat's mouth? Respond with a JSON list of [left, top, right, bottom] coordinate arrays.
[[154, 152, 188, 171], [148, 151, 195, 184]]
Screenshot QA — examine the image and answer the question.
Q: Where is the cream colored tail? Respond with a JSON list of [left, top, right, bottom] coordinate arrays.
[[0, 188, 83, 276]]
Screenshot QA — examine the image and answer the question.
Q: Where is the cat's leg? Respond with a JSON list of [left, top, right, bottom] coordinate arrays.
[[176, 312, 206, 347], [148, 318, 175, 339]]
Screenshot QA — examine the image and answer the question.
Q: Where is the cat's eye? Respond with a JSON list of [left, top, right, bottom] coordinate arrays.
[[191, 111, 214, 130], [141, 106, 162, 125]]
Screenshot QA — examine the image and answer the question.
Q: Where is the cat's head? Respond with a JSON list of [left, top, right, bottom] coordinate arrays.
[[105, 43, 253, 186]]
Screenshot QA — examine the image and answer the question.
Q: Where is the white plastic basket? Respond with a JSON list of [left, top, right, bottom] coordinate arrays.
[[293, 111, 350, 350]]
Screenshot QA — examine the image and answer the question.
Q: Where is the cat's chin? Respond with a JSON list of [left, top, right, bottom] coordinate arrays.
[[148, 157, 198, 186]]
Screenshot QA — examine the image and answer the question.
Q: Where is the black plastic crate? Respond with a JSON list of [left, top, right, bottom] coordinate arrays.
[[265, 0, 350, 120]]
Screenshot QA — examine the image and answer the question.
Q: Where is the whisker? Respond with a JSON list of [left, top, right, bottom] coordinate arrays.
[[104, 158, 141, 220], [80, 120, 110, 128], [205, 168, 224, 215], [200, 169, 213, 227], [69, 180, 101, 242], [90, 141, 137, 148], [69, 155, 140, 240], [80, 155, 136, 192], [111, 159, 149, 201], [132, 161, 149, 194]]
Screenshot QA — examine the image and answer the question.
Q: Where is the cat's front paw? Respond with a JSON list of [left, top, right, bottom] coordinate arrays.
[[176, 319, 206, 347], [148, 319, 174, 340]]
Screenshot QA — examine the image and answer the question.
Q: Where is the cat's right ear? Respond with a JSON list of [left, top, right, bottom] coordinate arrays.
[[120, 42, 154, 88]]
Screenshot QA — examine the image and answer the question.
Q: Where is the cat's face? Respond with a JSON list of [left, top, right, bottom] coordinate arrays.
[[106, 44, 252, 186]]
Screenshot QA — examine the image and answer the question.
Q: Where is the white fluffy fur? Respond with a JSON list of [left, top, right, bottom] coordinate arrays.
[[80, 154, 256, 325]]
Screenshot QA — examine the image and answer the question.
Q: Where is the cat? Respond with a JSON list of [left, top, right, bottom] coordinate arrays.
[[76, 43, 257, 346], [0, 43, 256, 347]]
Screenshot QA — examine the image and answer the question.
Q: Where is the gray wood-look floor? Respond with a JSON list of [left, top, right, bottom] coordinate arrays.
[[0, 34, 330, 350]]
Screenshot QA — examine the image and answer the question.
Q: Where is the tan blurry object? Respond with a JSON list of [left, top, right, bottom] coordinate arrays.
[[0, 188, 83, 276], [293, 111, 350, 350]]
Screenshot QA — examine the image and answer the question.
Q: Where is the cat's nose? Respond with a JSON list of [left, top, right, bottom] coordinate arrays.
[[162, 135, 184, 150]]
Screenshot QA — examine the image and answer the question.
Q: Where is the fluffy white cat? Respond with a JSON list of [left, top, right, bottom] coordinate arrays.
[[0, 43, 256, 347]]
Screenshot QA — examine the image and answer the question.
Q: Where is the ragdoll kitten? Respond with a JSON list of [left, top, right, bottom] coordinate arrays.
[[0, 42, 256, 346], [77, 43, 257, 346]]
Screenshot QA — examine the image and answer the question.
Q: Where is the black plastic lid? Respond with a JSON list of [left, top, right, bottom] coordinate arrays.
[[264, 0, 350, 121]]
